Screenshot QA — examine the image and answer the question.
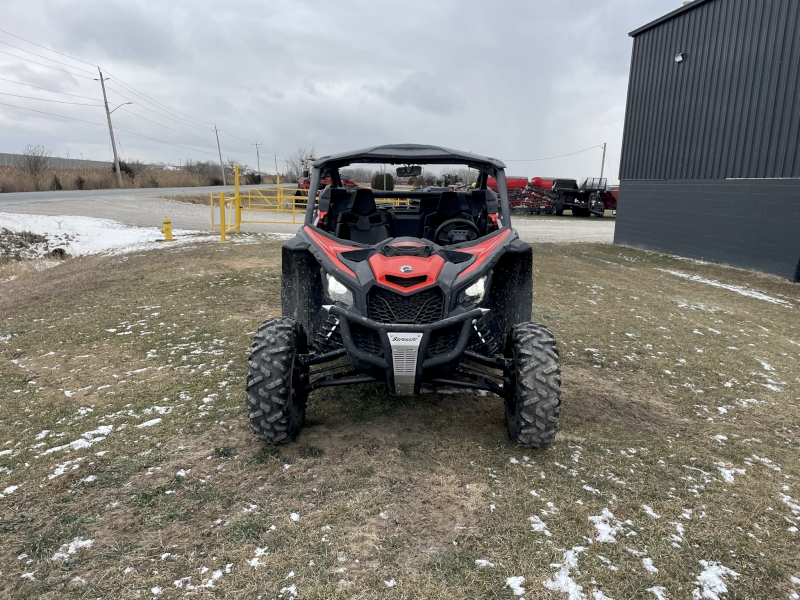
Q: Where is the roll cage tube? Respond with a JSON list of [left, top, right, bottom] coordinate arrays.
[[303, 164, 512, 228], [304, 167, 322, 225], [495, 170, 511, 227]]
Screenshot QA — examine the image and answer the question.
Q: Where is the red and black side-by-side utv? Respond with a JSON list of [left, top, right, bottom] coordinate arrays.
[[247, 145, 561, 448]]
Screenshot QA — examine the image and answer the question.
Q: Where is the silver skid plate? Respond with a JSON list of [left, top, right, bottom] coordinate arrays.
[[388, 332, 423, 395]]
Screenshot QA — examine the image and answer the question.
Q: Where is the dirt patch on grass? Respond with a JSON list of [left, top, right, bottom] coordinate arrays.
[[564, 367, 680, 434]]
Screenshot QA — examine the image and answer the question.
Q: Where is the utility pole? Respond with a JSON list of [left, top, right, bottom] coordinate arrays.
[[97, 68, 123, 189], [251, 143, 262, 174], [600, 142, 607, 179], [214, 125, 227, 186]]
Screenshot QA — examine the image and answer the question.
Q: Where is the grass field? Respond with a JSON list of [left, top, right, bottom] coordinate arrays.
[[0, 236, 798, 599]]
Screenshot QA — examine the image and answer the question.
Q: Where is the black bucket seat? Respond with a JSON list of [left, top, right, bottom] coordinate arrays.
[[422, 191, 474, 241], [335, 188, 391, 244]]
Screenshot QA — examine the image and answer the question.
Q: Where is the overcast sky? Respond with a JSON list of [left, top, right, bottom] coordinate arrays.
[[1, 0, 683, 181]]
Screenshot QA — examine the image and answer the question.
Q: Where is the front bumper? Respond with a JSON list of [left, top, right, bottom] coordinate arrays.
[[327, 305, 487, 395]]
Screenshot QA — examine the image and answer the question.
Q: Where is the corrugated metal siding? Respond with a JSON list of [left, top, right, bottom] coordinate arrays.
[[620, 0, 800, 180], [614, 179, 800, 281]]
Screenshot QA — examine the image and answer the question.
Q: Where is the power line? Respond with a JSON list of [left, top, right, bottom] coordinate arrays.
[[105, 83, 213, 131], [0, 39, 96, 75], [0, 49, 96, 79], [218, 130, 255, 144], [117, 107, 219, 143], [0, 29, 252, 164], [0, 76, 101, 101], [0, 99, 223, 156], [0, 91, 102, 106], [505, 145, 605, 162], [103, 69, 215, 126], [0, 28, 97, 67]]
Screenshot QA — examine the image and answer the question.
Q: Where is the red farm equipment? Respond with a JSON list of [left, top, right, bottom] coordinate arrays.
[[487, 176, 558, 214], [489, 176, 618, 217]]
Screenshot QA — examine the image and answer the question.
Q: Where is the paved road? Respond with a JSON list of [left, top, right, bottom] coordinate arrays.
[[0, 190, 615, 243], [0, 184, 275, 207]]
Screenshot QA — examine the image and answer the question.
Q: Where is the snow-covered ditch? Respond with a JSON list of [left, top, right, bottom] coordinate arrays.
[[0, 212, 210, 263]]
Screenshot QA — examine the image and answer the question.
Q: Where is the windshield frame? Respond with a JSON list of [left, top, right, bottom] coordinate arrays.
[[303, 156, 511, 229]]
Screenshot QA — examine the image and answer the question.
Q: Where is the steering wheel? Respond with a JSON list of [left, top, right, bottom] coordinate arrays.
[[434, 218, 480, 245]]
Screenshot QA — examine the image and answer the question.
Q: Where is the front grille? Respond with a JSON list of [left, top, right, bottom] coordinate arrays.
[[351, 323, 383, 357], [428, 324, 462, 357], [368, 287, 444, 324]]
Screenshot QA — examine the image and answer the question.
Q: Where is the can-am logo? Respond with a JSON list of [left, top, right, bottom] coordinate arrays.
[[399, 265, 413, 273]]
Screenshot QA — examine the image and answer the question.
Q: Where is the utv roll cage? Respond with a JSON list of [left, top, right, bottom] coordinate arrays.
[[303, 144, 513, 228]]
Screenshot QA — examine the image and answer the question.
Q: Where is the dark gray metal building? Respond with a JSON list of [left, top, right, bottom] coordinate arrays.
[[615, 0, 800, 282]]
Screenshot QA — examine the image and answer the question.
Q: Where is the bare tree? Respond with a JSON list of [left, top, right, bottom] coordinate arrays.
[[341, 167, 375, 184], [283, 146, 316, 182], [17, 145, 51, 191]]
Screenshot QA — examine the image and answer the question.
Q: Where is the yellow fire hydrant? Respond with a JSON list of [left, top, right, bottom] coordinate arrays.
[[160, 217, 173, 241]]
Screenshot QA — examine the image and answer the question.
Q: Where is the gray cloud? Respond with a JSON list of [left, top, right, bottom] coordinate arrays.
[[1, 0, 684, 180]]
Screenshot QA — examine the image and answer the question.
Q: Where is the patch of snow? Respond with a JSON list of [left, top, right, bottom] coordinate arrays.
[[0, 484, 19, 498], [543, 547, 587, 600], [48, 457, 86, 479], [51, 537, 94, 561], [279, 584, 298, 597], [506, 576, 526, 597], [248, 547, 268, 568], [137, 418, 162, 428], [643, 557, 659, 573], [648, 586, 670, 600], [692, 560, 740, 600], [529, 515, 552, 537], [40, 425, 112, 455], [0, 212, 208, 258], [475, 559, 495, 567], [583, 485, 601, 495], [589, 508, 623, 543], [642, 505, 661, 519], [715, 463, 745, 484], [657, 269, 793, 307], [385, 579, 396, 587], [290, 512, 299, 522]]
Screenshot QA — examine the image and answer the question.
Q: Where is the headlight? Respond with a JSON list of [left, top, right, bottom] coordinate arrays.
[[325, 273, 353, 306], [457, 275, 487, 308]]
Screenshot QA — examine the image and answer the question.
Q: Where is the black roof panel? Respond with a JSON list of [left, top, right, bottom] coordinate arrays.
[[310, 143, 506, 172]]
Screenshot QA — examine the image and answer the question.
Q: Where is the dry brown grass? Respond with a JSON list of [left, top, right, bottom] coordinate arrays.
[[0, 165, 210, 193], [0, 239, 798, 599]]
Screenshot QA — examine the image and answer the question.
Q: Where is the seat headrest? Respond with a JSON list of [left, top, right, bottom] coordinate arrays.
[[349, 188, 376, 215], [437, 191, 465, 217], [470, 190, 487, 201], [319, 186, 349, 211], [419, 196, 440, 211]]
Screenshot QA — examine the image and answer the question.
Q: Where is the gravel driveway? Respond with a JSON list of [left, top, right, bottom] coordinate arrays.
[[0, 192, 615, 243]]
